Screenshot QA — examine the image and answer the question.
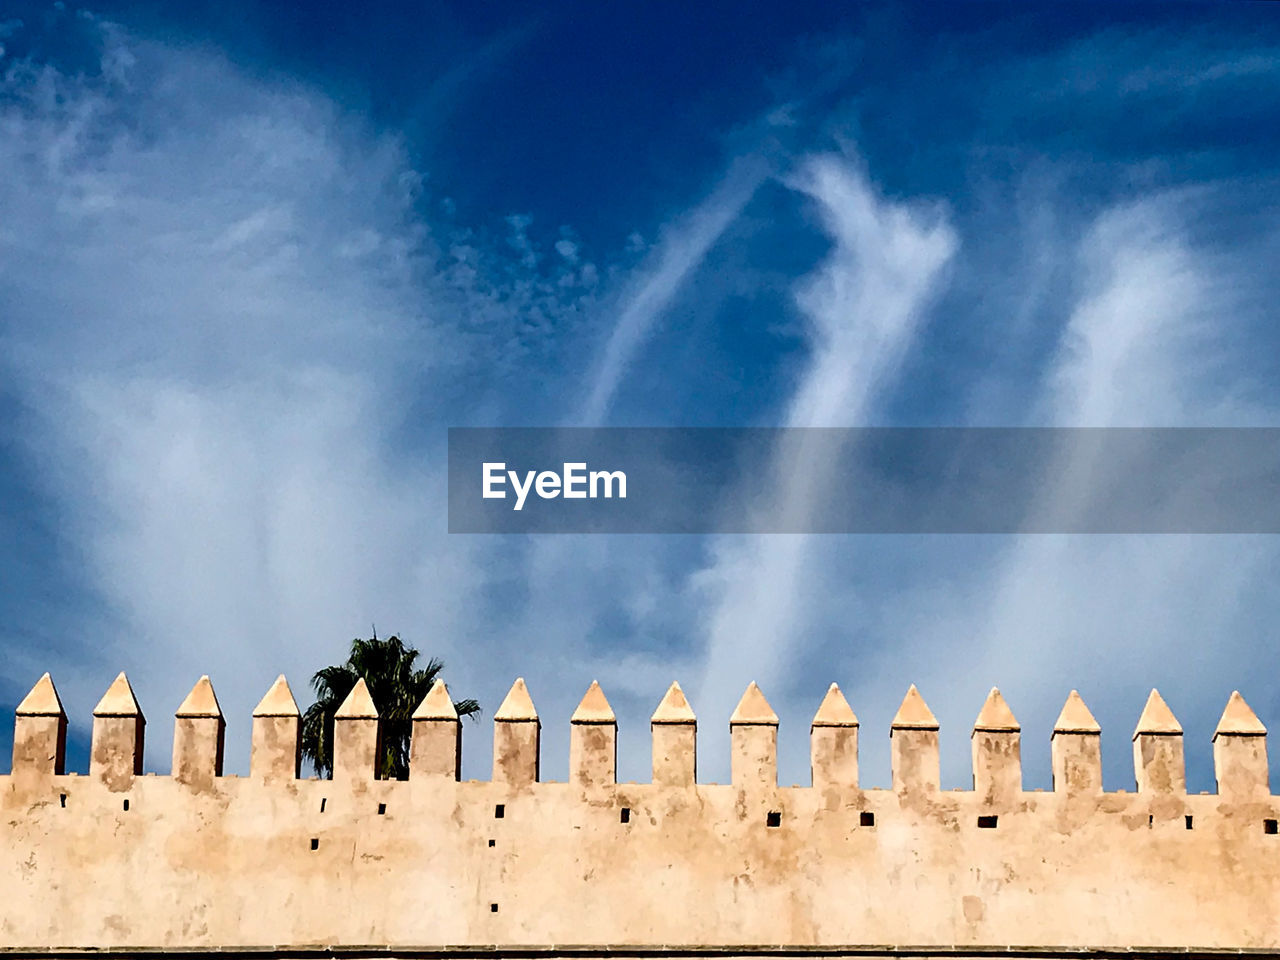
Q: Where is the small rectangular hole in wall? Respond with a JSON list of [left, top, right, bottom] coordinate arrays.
[[1148, 815, 1154, 827], [1265, 819, 1278, 835], [310, 838, 319, 850], [494, 804, 505, 819], [1185, 815, 1194, 830], [490, 903, 498, 913], [320, 797, 327, 812], [620, 807, 631, 824], [59, 794, 66, 808], [122, 799, 129, 812], [977, 815, 998, 829], [377, 803, 387, 815], [766, 811, 781, 828], [488, 839, 496, 847], [860, 811, 875, 827]]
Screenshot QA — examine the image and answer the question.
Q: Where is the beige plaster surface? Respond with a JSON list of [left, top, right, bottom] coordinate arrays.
[[2, 678, 1276, 955]]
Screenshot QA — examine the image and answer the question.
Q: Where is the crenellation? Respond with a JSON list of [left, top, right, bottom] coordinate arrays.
[[650, 681, 696, 786], [729, 682, 779, 788], [971, 687, 1021, 806], [1050, 689, 1103, 795], [1212, 690, 1268, 799], [1133, 688, 1186, 794], [810, 683, 858, 789], [5, 672, 1280, 954], [493, 677, 540, 785], [410, 679, 461, 779], [334, 677, 382, 780], [90, 671, 145, 789], [251, 674, 301, 782], [9, 673, 1272, 801], [891, 684, 940, 793], [173, 675, 225, 788], [569, 681, 617, 788], [12, 672, 67, 777]]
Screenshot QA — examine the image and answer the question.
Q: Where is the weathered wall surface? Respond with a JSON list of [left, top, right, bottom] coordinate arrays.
[[2, 674, 1277, 955]]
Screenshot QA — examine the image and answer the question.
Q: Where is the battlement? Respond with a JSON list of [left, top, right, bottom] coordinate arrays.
[[3, 673, 1279, 956]]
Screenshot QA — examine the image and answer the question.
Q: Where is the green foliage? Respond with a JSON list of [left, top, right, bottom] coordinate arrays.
[[300, 634, 480, 780]]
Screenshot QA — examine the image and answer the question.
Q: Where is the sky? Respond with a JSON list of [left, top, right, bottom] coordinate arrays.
[[1, 0, 1279, 791]]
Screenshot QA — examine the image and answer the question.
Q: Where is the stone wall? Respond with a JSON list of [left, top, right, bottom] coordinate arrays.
[[2, 672, 1277, 955]]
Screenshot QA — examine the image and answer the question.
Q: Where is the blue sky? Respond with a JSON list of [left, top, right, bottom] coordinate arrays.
[[2, 0, 1279, 790]]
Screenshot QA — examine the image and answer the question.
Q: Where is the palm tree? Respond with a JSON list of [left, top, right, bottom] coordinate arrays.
[[301, 633, 480, 779]]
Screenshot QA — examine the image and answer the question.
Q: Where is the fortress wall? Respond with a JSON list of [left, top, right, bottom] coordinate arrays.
[[2, 674, 1278, 954]]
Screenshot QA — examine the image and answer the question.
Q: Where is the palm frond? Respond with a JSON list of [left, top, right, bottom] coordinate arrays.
[[299, 634, 479, 779]]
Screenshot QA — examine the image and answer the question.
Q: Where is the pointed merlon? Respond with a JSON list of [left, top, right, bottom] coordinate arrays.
[[494, 677, 538, 722], [1133, 688, 1182, 739], [891, 684, 938, 730], [93, 672, 144, 718], [812, 683, 858, 727], [571, 680, 616, 724], [651, 681, 696, 724], [973, 687, 1020, 732], [413, 679, 458, 720], [729, 681, 779, 726], [175, 675, 223, 719], [335, 677, 378, 719], [252, 675, 300, 717], [1215, 690, 1267, 738], [16, 672, 65, 717], [1053, 689, 1101, 734]]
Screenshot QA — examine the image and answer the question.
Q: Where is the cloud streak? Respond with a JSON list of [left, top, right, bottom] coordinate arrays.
[[579, 154, 772, 425], [691, 152, 958, 776], [0, 18, 490, 766], [2, 8, 1279, 795]]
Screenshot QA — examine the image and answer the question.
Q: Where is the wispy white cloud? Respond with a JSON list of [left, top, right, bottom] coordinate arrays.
[[1038, 32, 1280, 98], [833, 191, 1280, 791], [953, 195, 1279, 788], [0, 12, 736, 779], [0, 19, 506, 766], [579, 153, 773, 425], [3, 8, 1279, 797], [689, 152, 958, 777]]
